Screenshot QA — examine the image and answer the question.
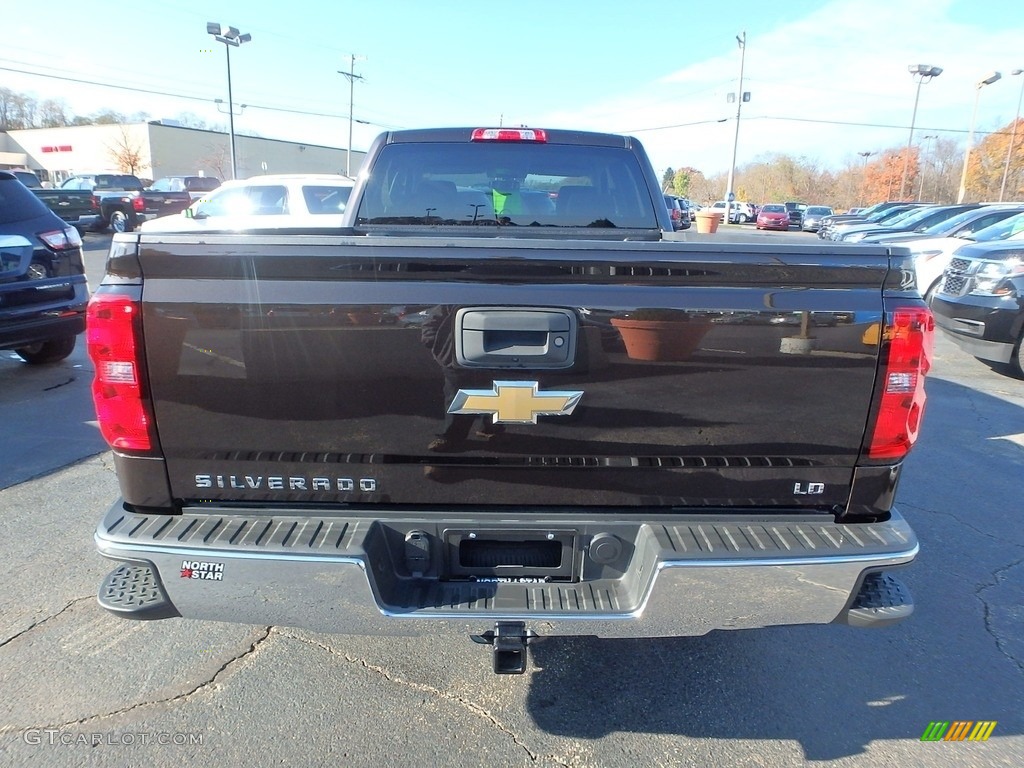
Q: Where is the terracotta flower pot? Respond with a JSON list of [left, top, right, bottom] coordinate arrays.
[[610, 318, 712, 361], [694, 211, 722, 234]]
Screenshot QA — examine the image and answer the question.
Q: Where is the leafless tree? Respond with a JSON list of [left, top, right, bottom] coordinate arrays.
[[38, 98, 70, 128], [198, 142, 231, 181], [106, 126, 149, 176]]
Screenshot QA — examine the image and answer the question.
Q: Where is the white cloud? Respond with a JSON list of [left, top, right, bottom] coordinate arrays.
[[535, 0, 1023, 177]]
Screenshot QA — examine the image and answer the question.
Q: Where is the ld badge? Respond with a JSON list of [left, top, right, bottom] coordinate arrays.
[[448, 381, 583, 424]]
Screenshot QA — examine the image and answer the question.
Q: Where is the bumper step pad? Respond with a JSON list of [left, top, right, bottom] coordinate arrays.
[[98, 563, 180, 621], [841, 572, 913, 628]]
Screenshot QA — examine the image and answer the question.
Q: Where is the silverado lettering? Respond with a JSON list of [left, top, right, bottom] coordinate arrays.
[[193, 474, 377, 492], [89, 127, 934, 675]]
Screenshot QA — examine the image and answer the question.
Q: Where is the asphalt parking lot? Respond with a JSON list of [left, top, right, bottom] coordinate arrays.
[[0, 228, 1021, 767]]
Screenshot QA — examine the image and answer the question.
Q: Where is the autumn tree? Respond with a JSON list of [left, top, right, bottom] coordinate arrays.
[[860, 148, 918, 203], [673, 167, 702, 198], [961, 119, 1024, 201]]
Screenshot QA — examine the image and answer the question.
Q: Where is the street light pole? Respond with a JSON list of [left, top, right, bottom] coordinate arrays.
[[724, 31, 747, 227], [857, 151, 874, 205], [999, 69, 1024, 202], [918, 135, 938, 202], [900, 64, 942, 200], [207, 23, 251, 180], [957, 71, 1003, 204], [338, 54, 365, 177]]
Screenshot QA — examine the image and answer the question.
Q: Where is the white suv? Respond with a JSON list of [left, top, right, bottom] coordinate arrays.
[[140, 174, 354, 232], [710, 200, 756, 224]]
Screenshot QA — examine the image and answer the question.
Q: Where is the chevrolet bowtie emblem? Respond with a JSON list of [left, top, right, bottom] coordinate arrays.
[[448, 381, 583, 424]]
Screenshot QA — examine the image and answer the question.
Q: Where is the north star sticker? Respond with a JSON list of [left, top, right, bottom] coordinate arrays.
[[447, 381, 583, 424]]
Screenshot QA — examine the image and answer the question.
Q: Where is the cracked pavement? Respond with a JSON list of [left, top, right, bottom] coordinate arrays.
[[0, 293, 1022, 765]]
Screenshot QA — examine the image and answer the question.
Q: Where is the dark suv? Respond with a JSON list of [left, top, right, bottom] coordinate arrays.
[[663, 194, 690, 230], [0, 171, 89, 364], [932, 239, 1024, 378]]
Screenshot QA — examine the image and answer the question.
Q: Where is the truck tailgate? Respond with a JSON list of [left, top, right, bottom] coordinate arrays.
[[132, 235, 893, 511]]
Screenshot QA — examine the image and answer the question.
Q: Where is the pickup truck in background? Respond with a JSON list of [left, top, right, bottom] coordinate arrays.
[[148, 175, 222, 202], [8, 168, 100, 234], [60, 174, 192, 233], [89, 127, 934, 674]]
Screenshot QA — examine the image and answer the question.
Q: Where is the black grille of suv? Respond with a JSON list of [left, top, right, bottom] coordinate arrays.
[[941, 273, 969, 296], [939, 257, 977, 298]]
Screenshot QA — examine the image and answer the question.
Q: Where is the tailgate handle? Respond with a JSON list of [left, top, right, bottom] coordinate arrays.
[[455, 307, 577, 369]]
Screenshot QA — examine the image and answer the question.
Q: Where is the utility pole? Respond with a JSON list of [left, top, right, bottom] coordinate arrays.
[[724, 31, 748, 227], [338, 54, 365, 177]]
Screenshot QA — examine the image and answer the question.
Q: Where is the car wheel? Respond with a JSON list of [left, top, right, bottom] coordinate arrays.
[[1006, 332, 1024, 379], [737, 214, 748, 224], [14, 336, 77, 365], [109, 209, 133, 233]]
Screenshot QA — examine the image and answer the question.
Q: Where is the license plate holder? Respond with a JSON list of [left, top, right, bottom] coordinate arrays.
[[443, 529, 578, 582]]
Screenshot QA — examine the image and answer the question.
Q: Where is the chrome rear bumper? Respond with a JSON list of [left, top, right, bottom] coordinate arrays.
[[95, 503, 917, 637]]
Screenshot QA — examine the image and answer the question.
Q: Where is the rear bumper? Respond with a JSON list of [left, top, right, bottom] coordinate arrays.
[[63, 214, 101, 229], [95, 503, 918, 637], [0, 277, 88, 348]]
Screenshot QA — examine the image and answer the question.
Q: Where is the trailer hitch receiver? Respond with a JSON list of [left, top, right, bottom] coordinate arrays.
[[470, 621, 531, 674]]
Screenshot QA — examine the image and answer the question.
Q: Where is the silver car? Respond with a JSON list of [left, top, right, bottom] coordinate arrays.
[[802, 206, 834, 232]]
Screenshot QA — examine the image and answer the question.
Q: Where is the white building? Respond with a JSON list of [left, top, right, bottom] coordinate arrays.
[[0, 122, 365, 186]]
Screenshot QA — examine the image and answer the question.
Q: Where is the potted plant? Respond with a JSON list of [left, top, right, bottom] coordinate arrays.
[[694, 209, 722, 234], [610, 309, 713, 361]]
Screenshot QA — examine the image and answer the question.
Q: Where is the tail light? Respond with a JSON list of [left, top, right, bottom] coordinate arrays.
[[864, 304, 934, 461], [91, 195, 100, 211], [87, 293, 154, 452], [37, 226, 83, 250], [132, 196, 146, 212]]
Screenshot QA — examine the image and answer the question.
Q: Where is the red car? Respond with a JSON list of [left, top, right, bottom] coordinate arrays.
[[757, 203, 790, 231]]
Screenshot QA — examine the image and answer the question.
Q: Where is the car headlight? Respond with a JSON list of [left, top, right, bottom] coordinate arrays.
[[971, 257, 1024, 296]]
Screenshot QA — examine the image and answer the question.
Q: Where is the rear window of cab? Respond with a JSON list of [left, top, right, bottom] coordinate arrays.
[[356, 143, 659, 229]]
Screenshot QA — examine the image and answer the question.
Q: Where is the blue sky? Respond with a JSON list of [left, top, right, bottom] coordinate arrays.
[[3, 0, 1022, 179]]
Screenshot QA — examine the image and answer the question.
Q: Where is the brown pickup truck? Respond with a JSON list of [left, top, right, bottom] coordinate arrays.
[[89, 127, 935, 674]]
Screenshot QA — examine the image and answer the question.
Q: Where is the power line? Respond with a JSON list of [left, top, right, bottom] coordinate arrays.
[[624, 111, 1014, 138], [0, 63, 396, 127]]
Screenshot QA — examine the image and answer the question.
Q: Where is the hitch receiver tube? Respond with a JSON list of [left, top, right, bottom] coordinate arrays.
[[472, 622, 531, 674]]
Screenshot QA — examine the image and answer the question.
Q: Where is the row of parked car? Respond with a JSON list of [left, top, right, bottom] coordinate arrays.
[[817, 199, 1024, 378], [11, 168, 222, 234], [0, 168, 355, 368]]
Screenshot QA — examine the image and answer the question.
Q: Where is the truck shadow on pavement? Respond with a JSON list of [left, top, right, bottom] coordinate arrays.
[[521, 376, 1024, 761]]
